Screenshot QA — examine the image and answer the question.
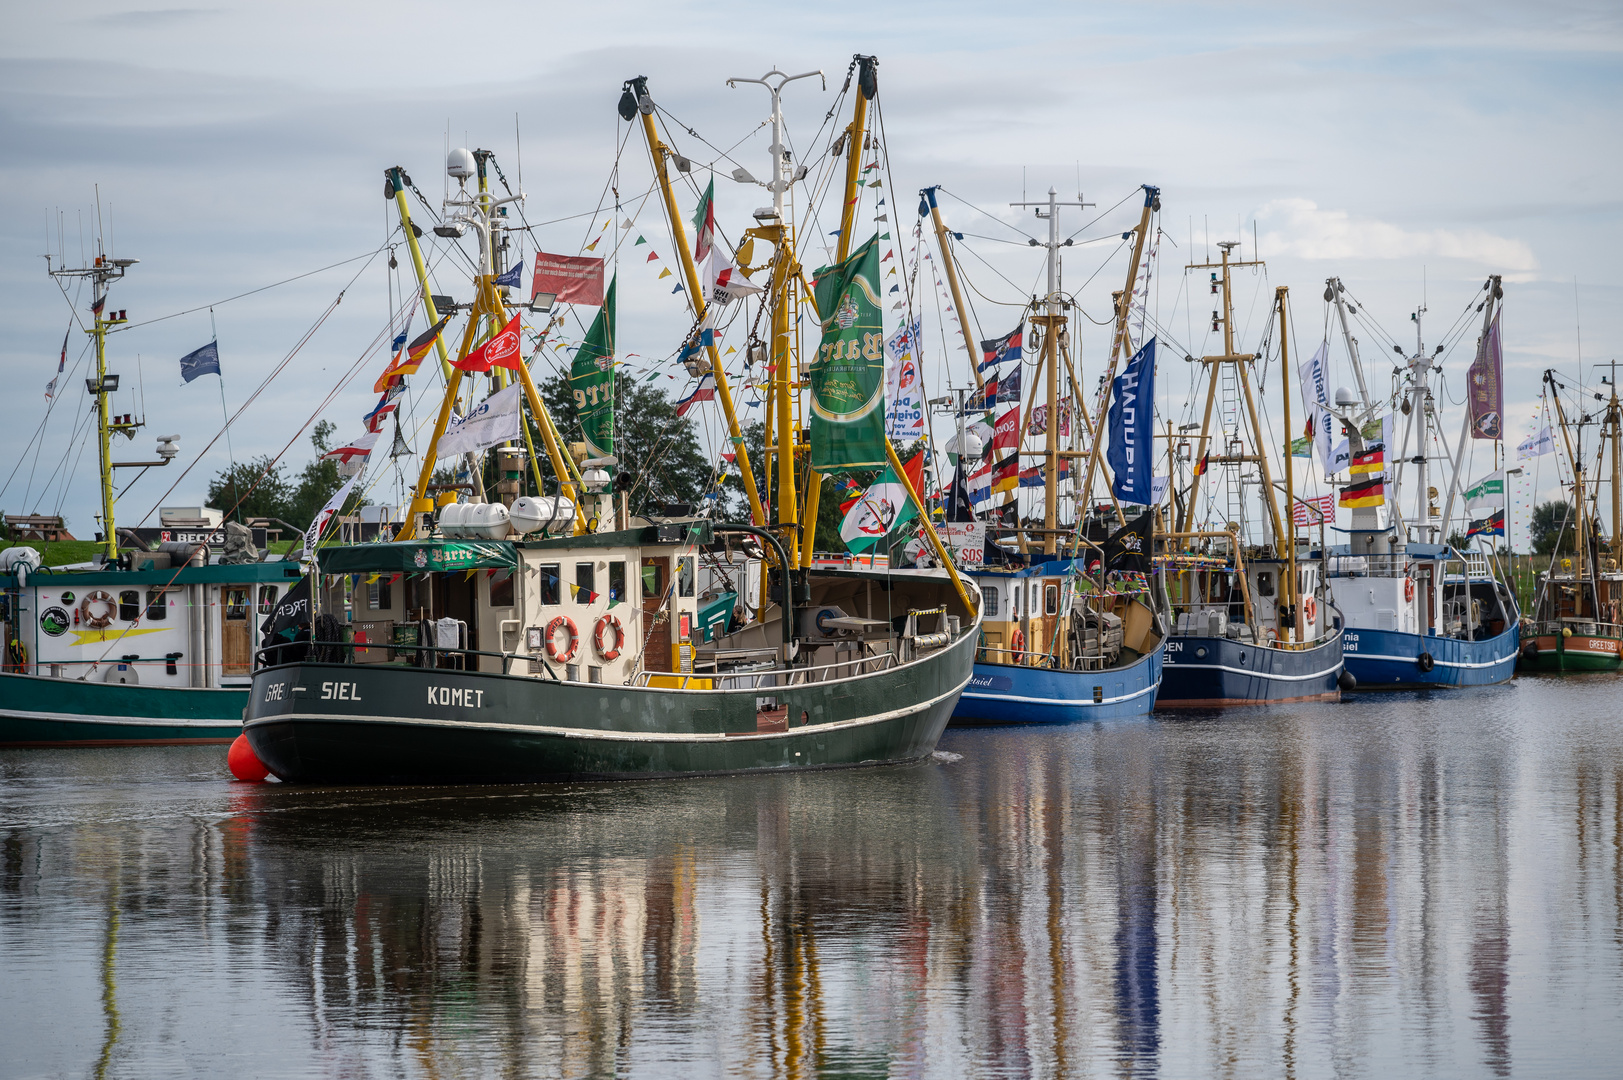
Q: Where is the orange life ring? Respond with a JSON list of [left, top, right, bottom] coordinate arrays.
[[1302, 595, 1318, 624], [80, 589, 116, 630], [593, 613, 624, 661], [545, 616, 579, 663], [1404, 578, 1416, 603], [1010, 627, 1026, 660], [1264, 626, 1279, 646]]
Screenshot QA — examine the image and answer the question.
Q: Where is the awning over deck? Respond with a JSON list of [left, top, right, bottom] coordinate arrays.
[[317, 540, 518, 575]]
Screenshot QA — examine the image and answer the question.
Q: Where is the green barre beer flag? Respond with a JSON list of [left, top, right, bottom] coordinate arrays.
[[810, 234, 887, 470], [571, 275, 616, 465]]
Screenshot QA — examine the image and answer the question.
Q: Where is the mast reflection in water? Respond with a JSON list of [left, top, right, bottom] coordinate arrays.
[[4, 676, 1623, 1077]]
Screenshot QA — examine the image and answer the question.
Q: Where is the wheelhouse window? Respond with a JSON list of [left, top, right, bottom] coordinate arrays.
[[119, 590, 141, 622], [367, 578, 392, 612], [539, 564, 560, 606], [1045, 584, 1059, 616], [489, 570, 514, 609], [983, 586, 999, 618], [609, 561, 626, 604], [256, 585, 278, 615], [225, 588, 250, 620], [575, 562, 595, 604], [1257, 571, 1275, 598], [678, 556, 695, 598], [145, 588, 168, 621]]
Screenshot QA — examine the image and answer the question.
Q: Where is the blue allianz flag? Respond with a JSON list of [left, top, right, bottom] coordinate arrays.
[[1107, 337, 1157, 503], [494, 263, 522, 289], [179, 341, 221, 383]]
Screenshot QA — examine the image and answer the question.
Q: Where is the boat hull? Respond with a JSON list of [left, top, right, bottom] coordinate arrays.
[[951, 640, 1164, 725], [244, 629, 976, 784], [1157, 630, 1343, 708], [0, 670, 246, 746], [1342, 624, 1520, 689], [1517, 632, 1621, 673]]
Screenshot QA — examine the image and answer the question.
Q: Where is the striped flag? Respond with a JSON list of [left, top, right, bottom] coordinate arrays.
[[1292, 494, 1335, 526], [675, 374, 715, 418]]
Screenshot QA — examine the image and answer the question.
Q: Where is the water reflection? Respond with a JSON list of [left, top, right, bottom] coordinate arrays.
[[4, 677, 1623, 1077]]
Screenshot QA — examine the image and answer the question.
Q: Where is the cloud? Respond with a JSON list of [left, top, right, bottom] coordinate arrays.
[[1255, 198, 1538, 273]]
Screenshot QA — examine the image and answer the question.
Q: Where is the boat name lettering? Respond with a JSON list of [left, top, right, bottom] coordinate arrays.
[[263, 682, 287, 702], [1343, 633, 1359, 652], [428, 686, 485, 708], [320, 681, 362, 701], [1165, 640, 1182, 655]]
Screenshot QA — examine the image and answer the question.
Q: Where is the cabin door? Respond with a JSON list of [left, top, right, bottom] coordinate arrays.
[[642, 557, 671, 672], [222, 587, 252, 676]]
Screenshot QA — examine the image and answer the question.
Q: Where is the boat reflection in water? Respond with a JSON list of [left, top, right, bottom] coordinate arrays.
[[4, 680, 1623, 1076]]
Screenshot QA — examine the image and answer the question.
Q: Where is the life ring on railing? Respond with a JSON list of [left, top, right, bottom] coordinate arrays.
[[593, 613, 624, 661], [1010, 627, 1026, 661], [1302, 596, 1318, 624], [545, 616, 579, 663], [80, 589, 116, 630], [1404, 578, 1416, 604]]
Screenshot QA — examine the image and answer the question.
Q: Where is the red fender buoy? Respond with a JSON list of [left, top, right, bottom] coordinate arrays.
[[228, 733, 271, 782]]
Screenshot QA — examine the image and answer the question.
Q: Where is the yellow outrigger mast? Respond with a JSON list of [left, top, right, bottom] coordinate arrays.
[[624, 76, 768, 531], [389, 160, 583, 540]]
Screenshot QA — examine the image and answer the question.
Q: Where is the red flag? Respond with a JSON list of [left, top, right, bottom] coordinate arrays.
[[454, 318, 523, 373], [531, 252, 605, 307]]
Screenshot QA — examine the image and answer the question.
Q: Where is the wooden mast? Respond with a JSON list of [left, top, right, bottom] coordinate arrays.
[[920, 187, 985, 393], [1276, 286, 1299, 642], [1078, 185, 1158, 530]]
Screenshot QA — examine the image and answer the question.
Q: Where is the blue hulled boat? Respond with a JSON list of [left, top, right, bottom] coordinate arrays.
[[952, 560, 1165, 725]]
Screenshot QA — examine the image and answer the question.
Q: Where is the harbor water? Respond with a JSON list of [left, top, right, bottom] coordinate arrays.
[[4, 676, 1622, 1078]]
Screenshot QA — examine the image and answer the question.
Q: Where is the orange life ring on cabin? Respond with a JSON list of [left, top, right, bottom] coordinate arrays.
[[1010, 627, 1027, 661], [545, 616, 579, 663], [593, 613, 624, 661], [1302, 595, 1318, 624], [1404, 577, 1416, 604], [1264, 626, 1279, 646], [80, 589, 116, 630]]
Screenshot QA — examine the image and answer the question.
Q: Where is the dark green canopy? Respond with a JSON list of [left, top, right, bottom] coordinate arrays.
[[317, 540, 518, 575]]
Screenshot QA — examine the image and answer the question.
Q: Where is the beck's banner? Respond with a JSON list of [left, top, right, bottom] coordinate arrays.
[[571, 275, 617, 463], [1107, 337, 1157, 503], [810, 235, 886, 470], [1468, 311, 1503, 440]]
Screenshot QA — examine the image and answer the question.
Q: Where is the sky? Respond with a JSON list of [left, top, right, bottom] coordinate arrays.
[[1, 0, 1619, 550]]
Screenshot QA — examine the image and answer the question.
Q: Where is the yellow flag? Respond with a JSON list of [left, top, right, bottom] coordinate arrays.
[[658, 268, 672, 279], [586, 238, 601, 252]]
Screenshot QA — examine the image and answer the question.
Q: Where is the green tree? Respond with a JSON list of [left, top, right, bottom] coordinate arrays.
[[538, 370, 712, 515], [1530, 499, 1575, 555], [206, 455, 295, 524]]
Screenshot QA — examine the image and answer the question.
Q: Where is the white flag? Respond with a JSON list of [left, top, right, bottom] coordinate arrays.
[[1517, 427, 1556, 460], [885, 320, 925, 441], [438, 381, 523, 456], [303, 468, 364, 560], [1464, 469, 1505, 511], [1297, 342, 1346, 474]]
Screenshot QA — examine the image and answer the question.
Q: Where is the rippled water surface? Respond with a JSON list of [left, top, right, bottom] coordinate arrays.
[[5, 676, 1623, 1078]]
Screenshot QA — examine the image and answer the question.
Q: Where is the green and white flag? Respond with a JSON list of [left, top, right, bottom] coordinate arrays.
[[839, 451, 924, 553], [571, 275, 616, 465], [691, 178, 715, 263], [1464, 469, 1505, 511], [810, 234, 887, 470]]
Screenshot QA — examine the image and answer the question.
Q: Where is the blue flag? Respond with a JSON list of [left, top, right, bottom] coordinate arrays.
[[1107, 337, 1157, 504], [494, 263, 522, 289], [179, 341, 221, 383]]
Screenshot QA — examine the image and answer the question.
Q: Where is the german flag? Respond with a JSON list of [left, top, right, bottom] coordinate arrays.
[[991, 453, 1020, 494], [1350, 444, 1385, 475], [373, 314, 451, 392], [1192, 450, 1209, 477], [1339, 476, 1385, 508]]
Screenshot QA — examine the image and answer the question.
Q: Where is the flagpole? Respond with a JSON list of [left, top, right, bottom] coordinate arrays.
[[208, 309, 240, 521]]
